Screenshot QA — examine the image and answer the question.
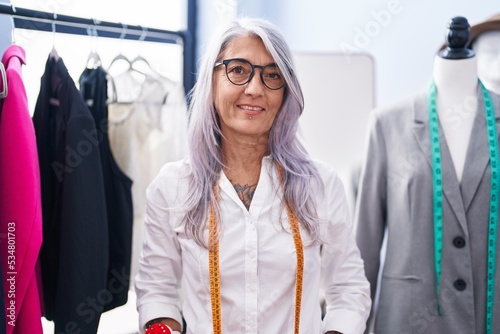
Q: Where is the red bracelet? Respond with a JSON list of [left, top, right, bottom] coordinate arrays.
[[145, 323, 173, 334]]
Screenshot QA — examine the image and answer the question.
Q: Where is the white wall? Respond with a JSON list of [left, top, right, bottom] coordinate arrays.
[[237, 0, 499, 107], [293, 52, 375, 212], [196, 0, 238, 61], [0, 0, 12, 55]]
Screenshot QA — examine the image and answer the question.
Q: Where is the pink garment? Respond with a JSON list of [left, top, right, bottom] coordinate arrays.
[[0, 45, 43, 334]]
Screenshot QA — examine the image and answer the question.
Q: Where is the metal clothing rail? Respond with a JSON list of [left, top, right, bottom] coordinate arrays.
[[0, 2, 194, 94]]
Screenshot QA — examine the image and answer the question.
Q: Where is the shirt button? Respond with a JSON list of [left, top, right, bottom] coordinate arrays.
[[453, 236, 466, 248], [454, 279, 467, 291]]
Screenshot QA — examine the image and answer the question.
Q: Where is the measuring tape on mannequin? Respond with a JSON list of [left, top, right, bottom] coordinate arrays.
[[208, 164, 304, 334], [428, 80, 498, 333]]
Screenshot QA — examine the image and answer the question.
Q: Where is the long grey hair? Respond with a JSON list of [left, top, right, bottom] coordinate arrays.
[[184, 17, 323, 247]]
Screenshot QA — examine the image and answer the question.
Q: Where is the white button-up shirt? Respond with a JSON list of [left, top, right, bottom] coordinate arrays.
[[136, 157, 370, 334]]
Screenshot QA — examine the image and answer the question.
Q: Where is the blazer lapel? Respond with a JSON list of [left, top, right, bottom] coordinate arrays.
[[412, 89, 468, 233], [461, 88, 500, 212]]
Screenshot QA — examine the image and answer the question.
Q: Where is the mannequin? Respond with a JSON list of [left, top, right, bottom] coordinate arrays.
[[433, 16, 477, 182], [436, 14, 500, 101], [474, 31, 500, 94], [355, 15, 500, 334]]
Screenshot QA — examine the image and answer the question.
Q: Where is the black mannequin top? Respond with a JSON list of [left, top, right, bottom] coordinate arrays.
[[438, 16, 475, 59], [433, 16, 478, 182]]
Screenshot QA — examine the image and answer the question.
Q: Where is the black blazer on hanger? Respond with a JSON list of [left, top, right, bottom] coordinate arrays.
[[33, 55, 108, 333]]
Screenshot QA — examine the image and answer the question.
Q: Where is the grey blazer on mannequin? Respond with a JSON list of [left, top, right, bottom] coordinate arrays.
[[355, 87, 500, 334]]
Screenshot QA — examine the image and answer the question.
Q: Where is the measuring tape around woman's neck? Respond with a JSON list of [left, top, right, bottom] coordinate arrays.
[[428, 80, 499, 333], [208, 163, 304, 334]]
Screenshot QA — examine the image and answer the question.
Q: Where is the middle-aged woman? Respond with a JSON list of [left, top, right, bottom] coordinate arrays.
[[136, 17, 371, 334]]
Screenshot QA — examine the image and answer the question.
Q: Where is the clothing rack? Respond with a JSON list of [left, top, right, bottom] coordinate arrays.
[[0, 3, 195, 95]]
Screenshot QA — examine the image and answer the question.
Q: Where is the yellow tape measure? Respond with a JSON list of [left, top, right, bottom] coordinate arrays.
[[208, 197, 222, 334], [208, 164, 304, 334], [285, 194, 305, 334]]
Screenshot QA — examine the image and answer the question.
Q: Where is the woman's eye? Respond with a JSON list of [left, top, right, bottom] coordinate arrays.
[[231, 66, 246, 75], [267, 72, 281, 80]]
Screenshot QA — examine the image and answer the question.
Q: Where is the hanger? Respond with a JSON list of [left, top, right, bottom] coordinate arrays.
[[10, 5, 16, 44], [107, 24, 149, 104], [132, 26, 173, 105], [85, 20, 101, 69], [130, 26, 166, 80], [49, 14, 59, 61], [0, 63, 8, 99], [132, 26, 149, 70], [107, 23, 132, 72], [130, 54, 151, 73], [49, 18, 61, 107]]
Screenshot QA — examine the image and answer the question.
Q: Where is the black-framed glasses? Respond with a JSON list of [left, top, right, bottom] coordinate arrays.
[[214, 58, 285, 90]]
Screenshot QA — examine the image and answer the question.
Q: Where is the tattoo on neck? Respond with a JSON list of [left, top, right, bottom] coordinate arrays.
[[231, 181, 257, 210]]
